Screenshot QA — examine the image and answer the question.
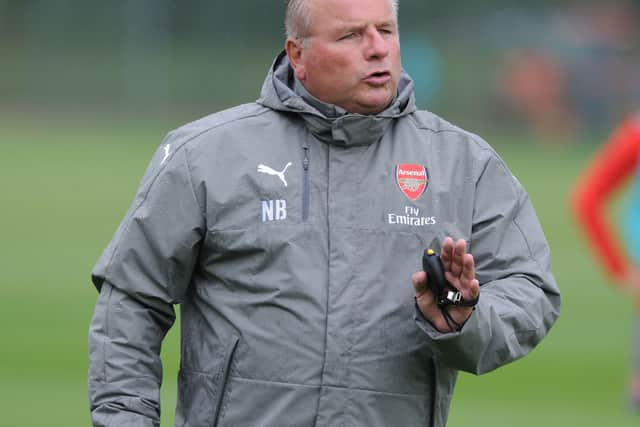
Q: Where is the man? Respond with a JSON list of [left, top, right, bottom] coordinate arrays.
[[88, 0, 561, 426], [572, 113, 640, 409]]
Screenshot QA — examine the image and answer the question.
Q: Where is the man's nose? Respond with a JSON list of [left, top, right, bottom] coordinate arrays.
[[364, 28, 389, 59]]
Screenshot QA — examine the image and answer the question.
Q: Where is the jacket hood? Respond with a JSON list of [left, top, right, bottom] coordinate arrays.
[[257, 50, 417, 146]]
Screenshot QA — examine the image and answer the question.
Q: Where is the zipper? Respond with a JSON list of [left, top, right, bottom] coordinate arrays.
[[302, 145, 310, 221], [213, 335, 240, 427], [430, 357, 438, 427]]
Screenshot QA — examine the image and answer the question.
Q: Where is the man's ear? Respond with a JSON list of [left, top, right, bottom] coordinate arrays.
[[285, 38, 306, 81]]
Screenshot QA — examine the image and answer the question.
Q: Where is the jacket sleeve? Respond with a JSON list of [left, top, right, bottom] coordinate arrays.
[[415, 151, 561, 374], [88, 137, 205, 426]]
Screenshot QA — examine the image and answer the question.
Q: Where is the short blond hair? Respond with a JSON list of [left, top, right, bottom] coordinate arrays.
[[285, 0, 399, 43]]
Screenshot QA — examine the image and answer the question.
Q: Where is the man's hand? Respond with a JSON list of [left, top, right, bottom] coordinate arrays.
[[411, 237, 480, 333]]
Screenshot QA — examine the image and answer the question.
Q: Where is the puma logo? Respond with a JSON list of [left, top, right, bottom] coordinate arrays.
[[257, 162, 293, 187]]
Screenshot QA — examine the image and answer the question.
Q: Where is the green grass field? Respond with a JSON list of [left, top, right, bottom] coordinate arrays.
[[1, 114, 638, 426]]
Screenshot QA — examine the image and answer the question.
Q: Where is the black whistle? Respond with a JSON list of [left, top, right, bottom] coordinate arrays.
[[422, 249, 448, 295]]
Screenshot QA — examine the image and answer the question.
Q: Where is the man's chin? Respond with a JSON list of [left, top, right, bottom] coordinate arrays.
[[355, 95, 394, 115]]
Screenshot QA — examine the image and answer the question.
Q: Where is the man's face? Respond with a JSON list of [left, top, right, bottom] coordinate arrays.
[[288, 0, 401, 115]]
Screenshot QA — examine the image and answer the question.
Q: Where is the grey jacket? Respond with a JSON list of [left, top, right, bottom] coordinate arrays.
[[89, 51, 561, 427]]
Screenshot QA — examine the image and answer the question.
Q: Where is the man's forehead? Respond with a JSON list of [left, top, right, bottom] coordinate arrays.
[[334, 15, 397, 29]]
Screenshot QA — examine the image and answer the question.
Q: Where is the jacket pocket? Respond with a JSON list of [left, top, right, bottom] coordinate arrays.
[[176, 335, 240, 427]]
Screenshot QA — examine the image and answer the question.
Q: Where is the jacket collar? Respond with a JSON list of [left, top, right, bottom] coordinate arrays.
[[258, 51, 416, 147]]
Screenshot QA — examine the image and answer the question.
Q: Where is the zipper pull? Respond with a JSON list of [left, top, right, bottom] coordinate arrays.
[[303, 147, 309, 171]]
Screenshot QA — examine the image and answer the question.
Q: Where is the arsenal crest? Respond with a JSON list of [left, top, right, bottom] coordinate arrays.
[[396, 164, 428, 201]]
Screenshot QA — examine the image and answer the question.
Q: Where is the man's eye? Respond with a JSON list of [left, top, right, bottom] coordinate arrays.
[[340, 33, 356, 40]]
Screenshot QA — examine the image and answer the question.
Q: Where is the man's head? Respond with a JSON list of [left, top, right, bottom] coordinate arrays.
[[285, 0, 402, 115]]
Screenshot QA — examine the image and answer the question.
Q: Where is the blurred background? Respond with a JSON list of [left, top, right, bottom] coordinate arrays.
[[1, 0, 640, 425]]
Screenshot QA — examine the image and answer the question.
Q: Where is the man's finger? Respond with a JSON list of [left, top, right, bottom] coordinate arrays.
[[458, 253, 479, 299], [467, 278, 480, 301], [454, 239, 467, 259], [462, 253, 475, 281], [450, 239, 467, 277], [440, 237, 454, 270]]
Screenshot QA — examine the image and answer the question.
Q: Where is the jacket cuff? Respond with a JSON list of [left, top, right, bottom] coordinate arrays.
[[91, 403, 159, 427], [414, 299, 492, 374]]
